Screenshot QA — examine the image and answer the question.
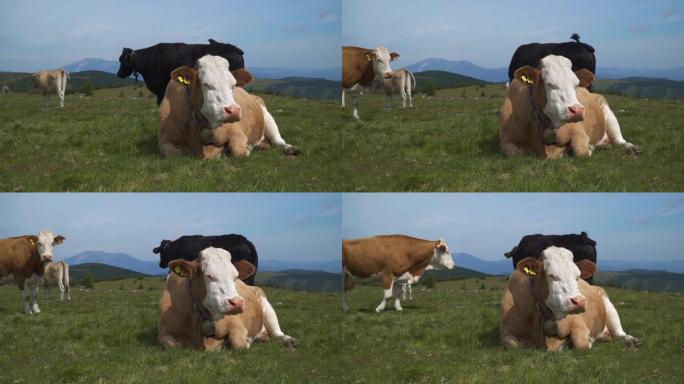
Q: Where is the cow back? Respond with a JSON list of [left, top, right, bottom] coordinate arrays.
[[342, 46, 375, 89]]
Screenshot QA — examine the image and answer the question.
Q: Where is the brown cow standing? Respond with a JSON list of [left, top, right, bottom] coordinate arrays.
[[500, 54, 639, 158], [342, 235, 455, 312], [500, 246, 640, 350], [342, 46, 399, 119], [158, 55, 299, 159], [158, 247, 298, 350], [0, 230, 65, 314], [32, 69, 69, 108]]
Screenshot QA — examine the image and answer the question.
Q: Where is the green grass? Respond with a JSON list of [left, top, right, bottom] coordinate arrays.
[[340, 277, 684, 383], [0, 86, 342, 191], [341, 85, 684, 191], [0, 276, 343, 383]]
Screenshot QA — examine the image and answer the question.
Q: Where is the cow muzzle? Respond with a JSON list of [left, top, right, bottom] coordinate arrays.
[[226, 296, 245, 314], [568, 295, 587, 313], [224, 104, 241, 122], [383, 72, 393, 79], [566, 104, 585, 122], [41, 254, 53, 263]]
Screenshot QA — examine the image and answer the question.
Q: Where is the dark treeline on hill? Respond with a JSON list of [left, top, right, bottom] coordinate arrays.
[[411, 70, 488, 94], [594, 270, 684, 293], [245, 77, 339, 100], [255, 270, 341, 293], [69, 263, 147, 284], [593, 77, 684, 100]]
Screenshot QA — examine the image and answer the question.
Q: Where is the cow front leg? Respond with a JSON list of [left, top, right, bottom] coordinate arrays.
[[400, 89, 407, 109], [58, 282, 65, 301], [569, 324, 593, 350], [602, 294, 641, 348], [30, 282, 40, 313], [392, 283, 403, 311], [21, 288, 33, 314], [210, 124, 250, 158], [341, 88, 346, 107], [261, 106, 300, 156], [260, 295, 299, 348], [376, 275, 394, 313]]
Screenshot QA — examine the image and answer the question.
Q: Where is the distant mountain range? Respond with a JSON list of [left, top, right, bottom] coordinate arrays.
[[405, 58, 684, 82], [260, 259, 340, 273], [63, 251, 163, 276], [594, 269, 684, 292], [59, 58, 341, 81]]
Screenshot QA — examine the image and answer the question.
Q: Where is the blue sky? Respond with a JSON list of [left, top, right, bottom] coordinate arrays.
[[0, 193, 341, 263], [342, 193, 684, 262], [0, 0, 341, 72], [343, 0, 684, 69]]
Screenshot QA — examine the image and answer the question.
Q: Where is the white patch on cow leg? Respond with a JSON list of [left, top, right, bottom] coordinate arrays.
[[58, 281, 65, 301], [349, 84, 365, 120], [260, 296, 298, 348], [30, 282, 40, 313], [602, 103, 639, 156], [261, 106, 298, 155], [376, 280, 394, 313], [392, 284, 403, 311], [408, 282, 413, 300], [341, 89, 346, 107], [602, 295, 640, 347]]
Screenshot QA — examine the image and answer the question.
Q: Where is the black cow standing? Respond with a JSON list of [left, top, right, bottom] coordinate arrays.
[[153, 234, 258, 286], [508, 34, 596, 89], [504, 231, 598, 283], [116, 39, 245, 105]]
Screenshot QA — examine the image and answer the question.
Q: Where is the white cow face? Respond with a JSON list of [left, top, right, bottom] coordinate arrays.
[[170, 55, 253, 129], [430, 239, 455, 270], [35, 229, 65, 262], [517, 246, 594, 320], [514, 55, 595, 129], [368, 47, 399, 80], [169, 247, 255, 321]]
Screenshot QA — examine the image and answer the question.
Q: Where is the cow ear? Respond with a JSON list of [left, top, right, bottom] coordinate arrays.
[[575, 69, 594, 88], [169, 259, 197, 278], [575, 259, 597, 279], [232, 69, 253, 87], [171, 66, 197, 87], [233, 260, 256, 281], [513, 66, 539, 86], [390, 52, 400, 61], [365, 52, 374, 62], [516, 257, 542, 277], [53, 235, 65, 245]]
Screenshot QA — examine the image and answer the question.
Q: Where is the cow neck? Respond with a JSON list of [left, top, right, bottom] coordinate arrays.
[[187, 278, 212, 322], [130, 51, 139, 84], [529, 278, 558, 337], [527, 87, 556, 146], [185, 86, 211, 132]]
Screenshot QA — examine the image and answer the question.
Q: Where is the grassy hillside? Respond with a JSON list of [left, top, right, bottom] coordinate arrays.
[[0, 70, 136, 93], [70, 263, 148, 283], [0, 276, 343, 383], [594, 270, 684, 292], [412, 70, 489, 93], [256, 270, 341, 293], [0, 86, 342, 191], [340, 277, 684, 383], [246, 77, 339, 100], [593, 77, 684, 100], [340, 84, 684, 191]]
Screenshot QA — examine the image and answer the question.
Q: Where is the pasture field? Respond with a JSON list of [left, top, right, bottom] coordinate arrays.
[[0, 276, 343, 383], [340, 85, 684, 191], [340, 277, 684, 383], [0, 86, 343, 191]]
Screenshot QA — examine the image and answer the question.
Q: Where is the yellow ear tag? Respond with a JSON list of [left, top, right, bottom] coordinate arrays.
[[177, 75, 191, 85], [174, 266, 187, 277], [28, 238, 35, 246], [524, 266, 537, 276]]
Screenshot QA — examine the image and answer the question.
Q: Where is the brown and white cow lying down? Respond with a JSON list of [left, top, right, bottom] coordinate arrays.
[[32, 69, 69, 108], [0, 230, 65, 314], [342, 46, 399, 119], [158, 247, 298, 351], [500, 246, 640, 351], [500, 55, 639, 158], [342, 235, 455, 312], [377, 68, 416, 109], [42, 261, 71, 301], [158, 55, 299, 159]]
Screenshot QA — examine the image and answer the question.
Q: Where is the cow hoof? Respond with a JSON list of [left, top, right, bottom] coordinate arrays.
[[282, 336, 300, 349], [624, 335, 641, 348], [375, 307, 384, 313], [624, 143, 640, 158], [283, 145, 301, 156]]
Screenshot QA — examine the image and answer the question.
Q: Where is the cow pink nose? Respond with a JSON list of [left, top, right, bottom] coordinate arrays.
[[570, 296, 586, 308], [568, 104, 584, 115], [384, 72, 393, 79], [224, 105, 241, 118], [228, 297, 244, 308]]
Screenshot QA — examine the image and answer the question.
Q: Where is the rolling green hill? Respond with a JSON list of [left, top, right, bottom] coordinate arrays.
[[594, 269, 684, 292], [246, 77, 339, 100], [70, 263, 148, 283], [412, 70, 489, 92], [0, 70, 136, 93], [255, 269, 341, 292], [593, 77, 684, 100]]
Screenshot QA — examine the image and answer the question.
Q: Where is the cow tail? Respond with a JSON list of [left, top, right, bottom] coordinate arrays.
[[62, 262, 70, 299]]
